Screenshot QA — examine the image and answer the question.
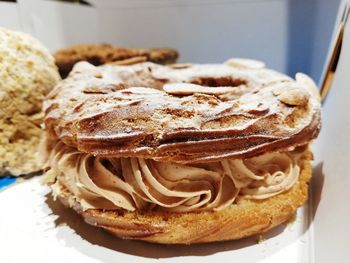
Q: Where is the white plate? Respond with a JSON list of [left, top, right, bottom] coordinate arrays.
[[0, 176, 313, 263]]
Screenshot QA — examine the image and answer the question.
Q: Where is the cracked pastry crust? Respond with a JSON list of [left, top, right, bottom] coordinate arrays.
[[55, 150, 312, 244], [53, 44, 178, 78], [43, 60, 321, 164]]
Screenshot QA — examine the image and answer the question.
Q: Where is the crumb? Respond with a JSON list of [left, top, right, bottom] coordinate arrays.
[[257, 235, 265, 244], [287, 212, 297, 229]]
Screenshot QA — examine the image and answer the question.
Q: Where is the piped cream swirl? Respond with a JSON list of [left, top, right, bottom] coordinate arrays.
[[42, 139, 304, 213]]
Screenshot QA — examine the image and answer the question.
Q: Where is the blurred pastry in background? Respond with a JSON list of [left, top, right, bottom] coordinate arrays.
[[53, 44, 178, 78], [0, 27, 60, 176]]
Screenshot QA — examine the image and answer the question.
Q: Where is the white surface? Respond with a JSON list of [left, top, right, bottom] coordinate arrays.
[[0, 177, 313, 263], [312, 1, 350, 261], [0, 2, 21, 31], [96, 0, 288, 72], [17, 0, 288, 73], [17, 0, 97, 52]]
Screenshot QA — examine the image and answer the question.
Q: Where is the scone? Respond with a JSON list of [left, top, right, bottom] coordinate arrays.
[[0, 28, 60, 176], [53, 44, 178, 78], [41, 58, 321, 244]]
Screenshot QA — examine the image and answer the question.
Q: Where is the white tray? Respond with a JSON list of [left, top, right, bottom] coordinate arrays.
[[0, 176, 313, 263]]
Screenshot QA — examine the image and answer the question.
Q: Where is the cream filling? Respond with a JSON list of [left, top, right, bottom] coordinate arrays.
[[42, 139, 303, 213]]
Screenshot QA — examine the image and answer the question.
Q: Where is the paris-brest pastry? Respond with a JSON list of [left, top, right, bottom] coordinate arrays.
[[41, 58, 321, 244]]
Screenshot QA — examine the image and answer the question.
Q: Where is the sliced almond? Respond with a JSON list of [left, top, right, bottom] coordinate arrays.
[[169, 63, 193, 69], [278, 88, 310, 106], [225, 58, 265, 69], [108, 56, 147, 66], [163, 83, 239, 95], [72, 61, 98, 73]]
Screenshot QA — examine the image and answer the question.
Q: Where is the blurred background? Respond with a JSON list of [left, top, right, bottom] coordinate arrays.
[[0, 0, 341, 84]]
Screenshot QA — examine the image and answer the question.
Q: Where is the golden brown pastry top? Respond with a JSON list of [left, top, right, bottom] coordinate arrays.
[[43, 59, 321, 163]]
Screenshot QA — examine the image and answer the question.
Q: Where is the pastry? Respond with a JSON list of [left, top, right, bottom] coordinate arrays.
[[53, 44, 178, 78], [41, 58, 321, 244], [0, 28, 60, 176]]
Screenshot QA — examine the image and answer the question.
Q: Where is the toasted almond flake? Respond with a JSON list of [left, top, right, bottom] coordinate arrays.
[[169, 63, 193, 69], [108, 56, 147, 66], [225, 58, 265, 69], [163, 83, 239, 95], [278, 88, 310, 106]]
